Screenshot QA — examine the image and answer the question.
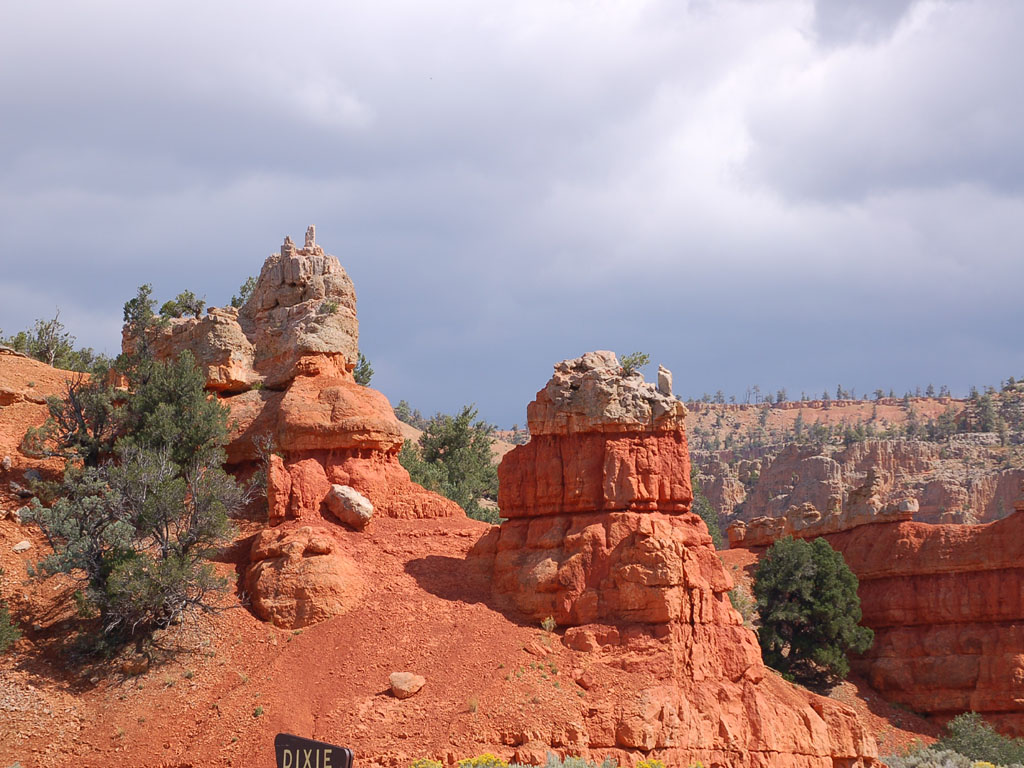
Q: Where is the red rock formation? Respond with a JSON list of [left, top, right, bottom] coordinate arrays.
[[124, 226, 358, 391], [474, 352, 879, 767], [0, 348, 75, 507], [225, 353, 458, 523], [821, 508, 1024, 736], [121, 232, 461, 628], [246, 524, 364, 629], [124, 231, 460, 526]]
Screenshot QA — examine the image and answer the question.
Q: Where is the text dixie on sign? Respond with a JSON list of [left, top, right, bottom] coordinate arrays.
[[274, 733, 354, 768]]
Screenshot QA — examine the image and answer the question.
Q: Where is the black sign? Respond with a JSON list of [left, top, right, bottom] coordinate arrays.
[[274, 733, 353, 768]]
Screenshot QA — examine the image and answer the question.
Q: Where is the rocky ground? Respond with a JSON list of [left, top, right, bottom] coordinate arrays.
[[1, 511, 938, 768]]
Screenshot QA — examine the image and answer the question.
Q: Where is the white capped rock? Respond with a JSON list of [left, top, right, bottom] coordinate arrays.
[[657, 365, 673, 397]]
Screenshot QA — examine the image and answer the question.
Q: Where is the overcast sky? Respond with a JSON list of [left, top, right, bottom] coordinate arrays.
[[2, 0, 1022, 425]]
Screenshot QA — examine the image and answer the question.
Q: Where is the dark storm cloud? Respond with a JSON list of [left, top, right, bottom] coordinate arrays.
[[1, 1, 1022, 425], [746, 1, 1024, 201]]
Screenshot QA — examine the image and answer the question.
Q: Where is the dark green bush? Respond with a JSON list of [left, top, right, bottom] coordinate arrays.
[[0, 599, 21, 654], [399, 405, 498, 523], [353, 352, 373, 386], [754, 536, 873, 687], [23, 288, 245, 647]]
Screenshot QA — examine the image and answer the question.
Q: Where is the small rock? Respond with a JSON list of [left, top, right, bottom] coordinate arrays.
[[9, 481, 32, 499], [657, 364, 673, 396], [898, 498, 920, 514], [1, 505, 26, 524], [574, 668, 595, 690], [324, 485, 374, 531], [13, 540, 31, 553], [120, 656, 150, 676], [24, 468, 41, 483], [389, 671, 425, 699], [1, 455, 11, 471], [523, 640, 552, 657]]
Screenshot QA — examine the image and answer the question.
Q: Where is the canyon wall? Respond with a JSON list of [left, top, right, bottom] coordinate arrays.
[[716, 439, 1024, 548], [823, 508, 1024, 737], [727, 481, 1024, 737]]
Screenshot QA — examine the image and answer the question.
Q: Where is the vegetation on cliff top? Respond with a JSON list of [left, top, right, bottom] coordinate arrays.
[[1, 309, 110, 374]]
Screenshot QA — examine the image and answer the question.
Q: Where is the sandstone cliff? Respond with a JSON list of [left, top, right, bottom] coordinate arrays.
[[726, 481, 1024, 738], [473, 352, 878, 767], [823, 507, 1024, 738], [711, 438, 1024, 548]]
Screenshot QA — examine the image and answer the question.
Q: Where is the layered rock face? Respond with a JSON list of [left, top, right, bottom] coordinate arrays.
[[728, 467, 919, 548], [475, 353, 878, 766], [229, 353, 459, 524], [822, 508, 1024, 736], [709, 439, 1024, 537], [124, 229, 459, 525], [123, 231, 460, 628], [124, 226, 358, 392]]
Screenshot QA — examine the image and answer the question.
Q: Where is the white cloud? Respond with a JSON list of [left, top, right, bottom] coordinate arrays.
[[1, 0, 1022, 422]]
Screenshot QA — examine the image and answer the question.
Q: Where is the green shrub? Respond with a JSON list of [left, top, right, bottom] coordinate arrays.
[[690, 466, 722, 549], [530, 756, 617, 768], [0, 599, 21, 653], [230, 276, 257, 308], [882, 746, 1024, 768], [353, 352, 373, 386], [754, 536, 873, 687], [399, 406, 499, 523], [934, 713, 1024, 765], [159, 290, 206, 319], [24, 333, 245, 647], [618, 351, 650, 376], [409, 760, 443, 768], [728, 585, 756, 627], [1, 310, 110, 373]]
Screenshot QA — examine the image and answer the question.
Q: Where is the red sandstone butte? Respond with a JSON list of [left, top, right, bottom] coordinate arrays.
[[473, 351, 879, 767]]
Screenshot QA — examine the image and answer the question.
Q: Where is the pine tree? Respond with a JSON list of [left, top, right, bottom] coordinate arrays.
[[754, 536, 873, 687], [401, 405, 498, 523], [24, 288, 245, 647], [353, 352, 373, 385]]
